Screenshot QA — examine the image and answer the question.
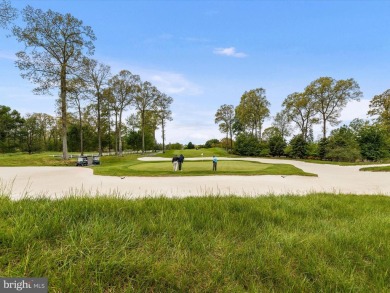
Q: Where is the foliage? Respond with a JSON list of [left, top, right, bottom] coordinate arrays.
[[306, 142, 319, 159], [166, 143, 183, 150], [235, 88, 270, 139], [272, 109, 292, 139], [318, 138, 328, 160], [268, 134, 286, 157], [126, 130, 154, 152], [155, 93, 173, 153], [305, 77, 362, 139], [0, 105, 24, 153], [0, 0, 17, 28], [357, 125, 388, 161], [107, 70, 140, 155], [234, 133, 261, 156], [215, 104, 235, 151], [325, 126, 361, 162], [368, 89, 390, 131], [186, 141, 195, 149], [204, 139, 220, 148], [282, 92, 318, 141], [289, 134, 308, 159], [13, 6, 96, 159]]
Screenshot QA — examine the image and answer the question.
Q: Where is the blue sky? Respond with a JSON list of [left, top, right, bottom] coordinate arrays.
[[1, 0, 390, 144]]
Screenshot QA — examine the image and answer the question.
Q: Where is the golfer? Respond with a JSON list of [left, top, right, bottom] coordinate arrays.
[[212, 155, 218, 171]]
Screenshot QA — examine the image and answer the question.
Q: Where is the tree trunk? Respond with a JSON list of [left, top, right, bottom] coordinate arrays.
[[322, 114, 327, 139], [114, 113, 118, 155], [118, 111, 123, 156], [79, 108, 83, 155], [141, 111, 145, 153], [60, 65, 68, 160], [162, 118, 165, 153], [97, 92, 102, 156]]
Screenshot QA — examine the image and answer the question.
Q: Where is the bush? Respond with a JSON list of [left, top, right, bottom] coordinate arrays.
[[234, 133, 261, 156], [268, 135, 286, 157], [204, 139, 220, 148], [187, 142, 195, 149], [358, 126, 388, 161], [325, 147, 360, 162], [289, 134, 308, 159], [166, 143, 183, 150], [318, 138, 328, 160]]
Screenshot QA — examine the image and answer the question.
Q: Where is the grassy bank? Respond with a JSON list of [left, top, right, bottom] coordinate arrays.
[[360, 165, 390, 172], [0, 194, 389, 292]]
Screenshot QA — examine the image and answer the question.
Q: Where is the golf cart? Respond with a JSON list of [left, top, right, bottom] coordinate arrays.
[[92, 155, 100, 165], [76, 156, 88, 166]]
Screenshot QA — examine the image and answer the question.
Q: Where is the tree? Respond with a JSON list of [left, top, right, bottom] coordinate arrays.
[[234, 133, 261, 156], [133, 81, 158, 153], [235, 88, 270, 140], [262, 126, 281, 142], [108, 70, 139, 155], [205, 139, 220, 148], [187, 142, 195, 149], [357, 125, 388, 161], [268, 133, 286, 157], [282, 92, 318, 141], [368, 89, 390, 131], [215, 104, 235, 151], [126, 130, 154, 152], [305, 77, 362, 139], [81, 58, 111, 156], [22, 113, 43, 154], [0, 105, 24, 152], [272, 109, 292, 139], [289, 134, 308, 159], [325, 126, 360, 162], [0, 0, 17, 28], [155, 92, 173, 153], [13, 6, 95, 159], [67, 78, 88, 155]]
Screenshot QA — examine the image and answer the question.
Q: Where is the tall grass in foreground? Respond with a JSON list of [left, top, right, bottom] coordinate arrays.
[[0, 194, 389, 292]]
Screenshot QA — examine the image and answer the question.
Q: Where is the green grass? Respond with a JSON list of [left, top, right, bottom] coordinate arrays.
[[360, 165, 390, 172], [93, 158, 316, 177], [0, 194, 389, 292], [0, 152, 78, 166]]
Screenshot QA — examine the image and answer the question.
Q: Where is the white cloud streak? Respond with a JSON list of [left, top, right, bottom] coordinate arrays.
[[213, 47, 247, 58]]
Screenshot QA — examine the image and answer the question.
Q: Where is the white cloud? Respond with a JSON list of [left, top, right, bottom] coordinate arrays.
[[146, 71, 202, 96], [213, 47, 247, 58], [0, 51, 16, 61], [105, 59, 202, 96], [340, 99, 370, 121]]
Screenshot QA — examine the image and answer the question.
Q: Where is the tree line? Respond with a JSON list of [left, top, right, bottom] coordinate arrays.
[[0, 1, 173, 157], [215, 77, 390, 162]]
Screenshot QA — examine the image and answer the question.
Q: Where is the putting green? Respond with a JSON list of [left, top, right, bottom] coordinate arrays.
[[114, 160, 316, 176]]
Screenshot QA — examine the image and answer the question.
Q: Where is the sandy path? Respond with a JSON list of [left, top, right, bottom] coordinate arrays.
[[1, 157, 389, 199]]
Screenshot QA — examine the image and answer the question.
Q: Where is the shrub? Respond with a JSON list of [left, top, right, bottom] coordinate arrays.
[[357, 126, 388, 161], [268, 134, 286, 157], [234, 133, 261, 156], [289, 134, 308, 159]]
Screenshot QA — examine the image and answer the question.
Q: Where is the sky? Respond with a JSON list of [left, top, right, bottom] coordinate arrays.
[[1, 0, 390, 145]]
